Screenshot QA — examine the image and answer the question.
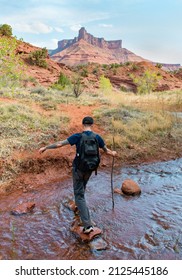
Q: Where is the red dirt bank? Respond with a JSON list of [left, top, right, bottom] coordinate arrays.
[[0, 101, 181, 195]]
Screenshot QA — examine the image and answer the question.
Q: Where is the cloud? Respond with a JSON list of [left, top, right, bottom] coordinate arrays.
[[70, 24, 82, 32], [33, 38, 58, 49], [54, 27, 64, 33], [13, 22, 53, 34], [99, 24, 113, 28]]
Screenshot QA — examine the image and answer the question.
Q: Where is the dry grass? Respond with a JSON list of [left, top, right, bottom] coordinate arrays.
[[129, 90, 181, 111], [94, 88, 181, 150], [94, 106, 176, 150], [101, 89, 182, 112], [0, 102, 69, 158]]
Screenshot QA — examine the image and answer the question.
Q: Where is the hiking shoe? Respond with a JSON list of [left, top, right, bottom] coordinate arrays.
[[83, 226, 93, 234]]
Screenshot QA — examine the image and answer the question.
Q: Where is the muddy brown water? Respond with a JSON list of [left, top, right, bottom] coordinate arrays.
[[0, 158, 182, 260]]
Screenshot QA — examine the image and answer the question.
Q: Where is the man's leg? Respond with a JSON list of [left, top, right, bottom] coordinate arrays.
[[72, 167, 92, 228]]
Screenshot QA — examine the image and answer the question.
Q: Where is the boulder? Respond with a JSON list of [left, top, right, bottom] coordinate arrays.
[[121, 179, 141, 196], [11, 202, 35, 215], [90, 237, 108, 251]]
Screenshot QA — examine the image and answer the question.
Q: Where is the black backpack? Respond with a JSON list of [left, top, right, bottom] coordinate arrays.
[[76, 132, 100, 173]]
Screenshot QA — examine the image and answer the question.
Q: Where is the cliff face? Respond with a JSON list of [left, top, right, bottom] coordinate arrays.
[[57, 27, 122, 52], [51, 27, 147, 66], [50, 27, 181, 69], [78, 27, 122, 49]]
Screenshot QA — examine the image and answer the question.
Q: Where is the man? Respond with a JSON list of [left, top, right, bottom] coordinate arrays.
[[39, 116, 116, 234]]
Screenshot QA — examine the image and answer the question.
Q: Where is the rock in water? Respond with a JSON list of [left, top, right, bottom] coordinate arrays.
[[70, 225, 102, 241], [62, 198, 78, 212], [90, 237, 108, 251], [11, 202, 35, 215], [114, 188, 123, 195], [121, 179, 141, 196]]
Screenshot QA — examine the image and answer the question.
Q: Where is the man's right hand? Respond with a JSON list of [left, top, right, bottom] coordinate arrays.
[[39, 147, 46, 154], [112, 151, 117, 157]]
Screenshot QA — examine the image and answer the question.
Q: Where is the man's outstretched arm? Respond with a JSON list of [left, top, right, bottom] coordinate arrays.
[[39, 139, 69, 153]]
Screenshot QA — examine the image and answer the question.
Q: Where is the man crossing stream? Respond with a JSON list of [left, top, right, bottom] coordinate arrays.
[[39, 116, 117, 234]]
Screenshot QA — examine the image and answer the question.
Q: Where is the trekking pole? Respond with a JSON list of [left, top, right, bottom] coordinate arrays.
[[111, 136, 115, 209]]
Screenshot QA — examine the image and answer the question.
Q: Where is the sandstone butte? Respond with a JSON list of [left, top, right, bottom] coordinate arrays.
[[50, 27, 181, 71]]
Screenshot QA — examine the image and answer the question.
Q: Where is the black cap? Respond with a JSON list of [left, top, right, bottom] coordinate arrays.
[[82, 116, 94, 125]]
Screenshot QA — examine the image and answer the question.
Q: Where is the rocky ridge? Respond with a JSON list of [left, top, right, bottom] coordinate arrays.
[[50, 27, 181, 71], [50, 27, 149, 66], [2, 35, 181, 91]]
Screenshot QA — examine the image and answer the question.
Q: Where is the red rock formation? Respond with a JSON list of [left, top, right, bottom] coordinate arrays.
[[51, 27, 147, 66], [121, 179, 141, 196], [57, 27, 122, 52], [78, 27, 122, 49], [52, 39, 146, 66], [51, 27, 181, 71]]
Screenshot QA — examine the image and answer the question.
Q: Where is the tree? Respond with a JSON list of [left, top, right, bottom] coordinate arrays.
[[131, 70, 161, 94], [99, 75, 112, 92], [72, 75, 84, 98], [0, 36, 24, 87], [0, 24, 13, 36]]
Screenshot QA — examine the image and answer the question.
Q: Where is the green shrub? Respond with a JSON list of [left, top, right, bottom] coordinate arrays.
[[156, 63, 163, 69], [92, 67, 99, 75], [80, 68, 88, 77], [0, 24, 12, 36], [52, 73, 71, 90], [99, 75, 112, 92], [0, 36, 24, 88], [131, 63, 139, 71], [29, 48, 48, 68], [131, 70, 161, 94]]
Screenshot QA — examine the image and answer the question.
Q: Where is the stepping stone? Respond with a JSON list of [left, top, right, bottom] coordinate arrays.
[[71, 226, 102, 241], [90, 237, 108, 251], [63, 199, 78, 212]]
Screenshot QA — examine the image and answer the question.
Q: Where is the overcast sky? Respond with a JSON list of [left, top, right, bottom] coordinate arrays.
[[1, 0, 181, 65]]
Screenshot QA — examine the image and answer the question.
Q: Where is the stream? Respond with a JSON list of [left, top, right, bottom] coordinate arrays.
[[0, 158, 182, 260]]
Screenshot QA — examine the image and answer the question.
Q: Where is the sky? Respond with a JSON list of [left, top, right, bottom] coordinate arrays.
[[1, 0, 182, 65]]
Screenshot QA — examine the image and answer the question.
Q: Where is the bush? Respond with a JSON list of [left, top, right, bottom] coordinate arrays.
[[0, 36, 24, 87], [52, 73, 71, 90], [156, 63, 163, 69], [130, 63, 139, 71], [72, 75, 84, 98], [80, 68, 88, 77], [131, 70, 161, 94], [0, 24, 12, 36], [99, 75, 112, 92], [29, 48, 48, 68]]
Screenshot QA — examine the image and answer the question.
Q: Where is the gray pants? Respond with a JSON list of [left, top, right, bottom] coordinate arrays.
[[72, 166, 92, 228]]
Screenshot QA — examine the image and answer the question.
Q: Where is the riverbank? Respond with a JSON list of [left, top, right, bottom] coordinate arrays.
[[0, 88, 181, 194]]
